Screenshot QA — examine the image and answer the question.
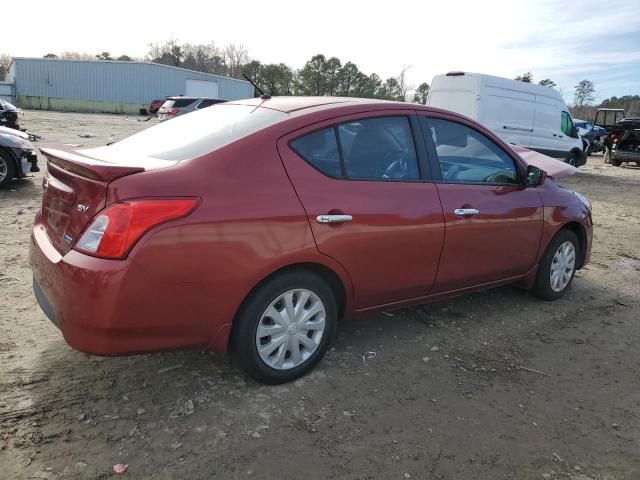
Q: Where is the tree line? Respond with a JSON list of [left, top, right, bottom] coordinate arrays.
[[0, 44, 635, 114], [29, 41, 431, 103]]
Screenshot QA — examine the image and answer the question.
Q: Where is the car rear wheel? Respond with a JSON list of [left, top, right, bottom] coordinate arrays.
[[530, 229, 579, 301], [231, 271, 337, 384], [0, 150, 16, 189]]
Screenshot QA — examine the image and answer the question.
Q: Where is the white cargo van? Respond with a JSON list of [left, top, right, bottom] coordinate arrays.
[[427, 72, 585, 166]]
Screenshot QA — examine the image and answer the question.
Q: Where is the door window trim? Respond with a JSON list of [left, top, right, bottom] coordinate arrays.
[[286, 113, 433, 183], [418, 114, 525, 186]]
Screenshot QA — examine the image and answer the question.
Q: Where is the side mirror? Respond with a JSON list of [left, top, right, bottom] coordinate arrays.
[[525, 165, 546, 187]]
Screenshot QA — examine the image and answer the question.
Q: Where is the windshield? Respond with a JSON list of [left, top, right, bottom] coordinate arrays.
[[84, 104, 288, 162]]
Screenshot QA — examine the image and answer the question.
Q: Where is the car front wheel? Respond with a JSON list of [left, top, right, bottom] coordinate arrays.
[[530, 229, 579, 301], [0, 150, 16, 189], [231, 271, 337, 384]]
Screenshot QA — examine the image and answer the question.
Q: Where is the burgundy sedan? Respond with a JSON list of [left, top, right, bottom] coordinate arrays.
[[30, 97, 592, 384]]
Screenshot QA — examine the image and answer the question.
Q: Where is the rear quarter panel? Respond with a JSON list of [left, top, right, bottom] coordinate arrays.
[[105, 130, 352, 355]]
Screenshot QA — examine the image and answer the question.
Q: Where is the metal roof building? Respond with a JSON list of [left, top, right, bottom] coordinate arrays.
[[4, 57, 254, 114]]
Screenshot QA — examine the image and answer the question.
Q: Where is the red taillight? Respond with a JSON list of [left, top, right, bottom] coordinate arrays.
[[74, 198, 199, 259], [167, 108, 179, 116]]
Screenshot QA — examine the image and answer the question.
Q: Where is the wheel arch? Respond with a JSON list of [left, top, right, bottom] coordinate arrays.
[[559, 221, 587, 269], [223, 261, 351, 354]]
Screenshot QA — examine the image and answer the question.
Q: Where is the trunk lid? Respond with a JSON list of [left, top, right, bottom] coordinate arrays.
[[39, 144, 176, 254]]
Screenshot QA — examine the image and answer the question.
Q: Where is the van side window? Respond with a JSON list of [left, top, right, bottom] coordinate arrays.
[[427, 118, 518, 184], [561, 111, 573, 136]]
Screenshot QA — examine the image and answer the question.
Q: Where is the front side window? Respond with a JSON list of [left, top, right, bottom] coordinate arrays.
[[427, 118, 518, 184], [561, 111, 573, 136]]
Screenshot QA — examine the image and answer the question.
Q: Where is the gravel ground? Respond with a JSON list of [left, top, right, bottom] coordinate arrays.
[[1, 110, 639, 480]]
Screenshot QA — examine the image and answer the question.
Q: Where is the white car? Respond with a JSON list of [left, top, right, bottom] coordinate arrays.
[[427, 72, 586, 166]]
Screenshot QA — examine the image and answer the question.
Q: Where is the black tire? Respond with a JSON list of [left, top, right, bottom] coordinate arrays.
[[611, 157, 622, 167], [230, 270, 337, 384], [566, 150, 580, 166], [0, 149, 17, 189], [530, 229, 579, 301]]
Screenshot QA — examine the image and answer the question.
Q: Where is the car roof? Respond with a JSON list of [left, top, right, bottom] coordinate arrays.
[[226, 96, 407, 114]]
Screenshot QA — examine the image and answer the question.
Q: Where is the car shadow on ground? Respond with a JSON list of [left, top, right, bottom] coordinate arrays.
[[27, 274, 607, 405]]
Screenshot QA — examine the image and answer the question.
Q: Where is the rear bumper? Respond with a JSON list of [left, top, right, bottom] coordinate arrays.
[[29, 215, 213, 356], [612, 151, 640, 162]]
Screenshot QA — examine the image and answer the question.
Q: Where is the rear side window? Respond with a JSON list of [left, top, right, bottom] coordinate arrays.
[[197, 99, 222, 109], [428, 118, 518, 184], [162, 98, 195, 109], [290, 128, 342, 177], [290, 116, 420, 181]]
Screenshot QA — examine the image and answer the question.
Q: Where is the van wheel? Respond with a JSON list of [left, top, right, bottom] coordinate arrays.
[[566, 151, 580, 166], [0, 150, 16, 189], [230, 271, 337, 384], [530, 229, 579, 301], [611, 158, 622, 167]]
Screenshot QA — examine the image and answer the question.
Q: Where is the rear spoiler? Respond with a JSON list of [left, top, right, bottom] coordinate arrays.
[[40, 144, 145, 182]]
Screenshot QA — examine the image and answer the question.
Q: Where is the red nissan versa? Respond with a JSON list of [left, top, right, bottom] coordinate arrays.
[[30, 97, 593, 384]]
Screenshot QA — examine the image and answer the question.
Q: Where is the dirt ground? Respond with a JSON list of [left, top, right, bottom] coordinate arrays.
[[1, 110, 639, 480]]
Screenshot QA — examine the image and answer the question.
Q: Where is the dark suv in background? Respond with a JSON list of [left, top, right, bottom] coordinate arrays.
[[157, 96, 225, 121]]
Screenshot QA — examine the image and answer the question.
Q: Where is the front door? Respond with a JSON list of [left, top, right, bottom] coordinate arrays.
[[278, 112, 445, 309], [421, 115, 544, 292]]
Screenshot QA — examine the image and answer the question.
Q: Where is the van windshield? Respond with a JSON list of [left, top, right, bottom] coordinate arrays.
[[84, 104, 288, 162]]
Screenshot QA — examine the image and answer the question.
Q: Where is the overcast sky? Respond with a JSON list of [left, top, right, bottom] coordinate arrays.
[[4, 0, 639, 102]]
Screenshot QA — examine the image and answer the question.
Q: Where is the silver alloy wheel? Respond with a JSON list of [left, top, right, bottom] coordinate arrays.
[[550, 241, 576, 292], [256, 289, 326, 370], [0, 156, 7, 183]]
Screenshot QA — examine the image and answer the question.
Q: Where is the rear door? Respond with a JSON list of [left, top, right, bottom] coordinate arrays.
[[420, 115, 543, 292], [278, 111, 445, 309]]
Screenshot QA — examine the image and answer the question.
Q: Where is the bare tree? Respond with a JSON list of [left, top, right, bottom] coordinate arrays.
[[0, 53, 12, 80], [59, 51, 95, 60], [223, 44, 250, 78], [396, 65, 413, 102], [574, 79, 596, 107]]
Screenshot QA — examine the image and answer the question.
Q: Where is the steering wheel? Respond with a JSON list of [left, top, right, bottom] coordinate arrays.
[[381, 149, 409, 179], [484, 169, 516, 183]]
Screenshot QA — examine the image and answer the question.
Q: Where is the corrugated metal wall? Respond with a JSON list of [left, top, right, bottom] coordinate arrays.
[[12, 58, 253, 110], [0, 81, 15, 104]]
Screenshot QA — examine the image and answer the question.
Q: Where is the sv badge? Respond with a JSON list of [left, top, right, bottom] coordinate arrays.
[[77, 204, 89, 214]]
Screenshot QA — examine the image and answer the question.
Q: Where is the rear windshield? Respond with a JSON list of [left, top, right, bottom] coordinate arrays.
[[163, 98, 197, 109], [0, 100, 17, 111], [84, 104, 288, 162]]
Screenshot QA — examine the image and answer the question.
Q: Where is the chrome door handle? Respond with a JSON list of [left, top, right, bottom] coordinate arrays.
[[454, 208, 479, 216], [316, 214, 353, 224]]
